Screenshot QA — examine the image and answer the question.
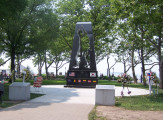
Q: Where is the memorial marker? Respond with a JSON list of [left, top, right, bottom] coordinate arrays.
[[65, 22, 98, 87]]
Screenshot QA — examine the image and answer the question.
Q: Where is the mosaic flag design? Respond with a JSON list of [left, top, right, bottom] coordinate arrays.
[[37, 76, 43, 81], [88, 80, 91, 83], [74, 80, 76, 82], [69, 72, 75, 77], [93, 80, 96, 83], [90, 72, 96, 77], [83, 80, 87, 82], [68, 79, 72, 82]]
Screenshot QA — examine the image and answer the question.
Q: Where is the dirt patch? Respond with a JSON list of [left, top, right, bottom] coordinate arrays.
[[96, 106, 163, 120]]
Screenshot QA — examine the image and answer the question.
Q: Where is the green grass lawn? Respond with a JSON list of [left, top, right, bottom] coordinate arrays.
[[16, 79, 150, 89], [15, 79, 66, 85], [99, 80, 163, 111], [98, 80, 150, 89], [0, 83, 43, 108], [116, 91, 163, 111]]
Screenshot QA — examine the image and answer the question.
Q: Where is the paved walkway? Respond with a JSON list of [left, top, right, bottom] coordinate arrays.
[[0, 85, 150, 120]]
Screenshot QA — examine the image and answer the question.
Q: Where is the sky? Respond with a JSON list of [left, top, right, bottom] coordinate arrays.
[[1, 53, 160, 80], [0, 55, 159, 79]]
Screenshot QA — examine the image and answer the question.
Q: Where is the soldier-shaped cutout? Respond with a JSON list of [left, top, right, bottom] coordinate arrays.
[[66, 22, 98, 87], [77, 27, 90, 69], [69, 22, 96, 71]]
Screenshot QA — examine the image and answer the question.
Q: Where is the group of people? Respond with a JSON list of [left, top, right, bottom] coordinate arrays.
[[0, 72, 8, 104]]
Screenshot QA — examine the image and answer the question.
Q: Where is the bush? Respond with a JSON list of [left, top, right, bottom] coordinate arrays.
[[113, 76, 119, 80], [103, 76, 109, 80], [56, 75, 65, 79], [41, 74, 46, 79], [25, 70, 31, 81], [98, 75, 119, 80]]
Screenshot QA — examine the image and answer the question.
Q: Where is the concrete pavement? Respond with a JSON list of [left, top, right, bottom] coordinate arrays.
[[0, 85, 150, 120], [0, 102, 93, 120]]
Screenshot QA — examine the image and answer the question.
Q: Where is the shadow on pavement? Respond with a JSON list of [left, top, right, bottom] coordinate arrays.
[[1, 87, 79, 111]]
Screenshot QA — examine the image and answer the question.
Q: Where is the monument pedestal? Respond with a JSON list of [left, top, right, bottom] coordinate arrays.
[[95, 85, 115, 106], [9, 82, 30, 100], [65, 70, 98, 88]]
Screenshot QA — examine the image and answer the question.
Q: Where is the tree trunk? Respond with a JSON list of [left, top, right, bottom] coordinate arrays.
[[140, 29, 146, 86], [38, 59, 39, 76], [158, 29, 163, 89], [38, 66, 42, 76], [16, 55, 21, 78], [159, 57, 163, 89], [11, 47, 16, 82], [56, 66, 58, 77], [141, 47, 146, 86], [44, 52, 49, 80], [160, 60, 163, 89], [107, 56, 111, 79], [38, 55, 42, 76], [131, 50, 137, 83], [123, 59, 126, 73]]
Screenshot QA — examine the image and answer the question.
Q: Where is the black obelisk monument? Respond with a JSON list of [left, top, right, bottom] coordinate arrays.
[[65, 22, 98, 87]]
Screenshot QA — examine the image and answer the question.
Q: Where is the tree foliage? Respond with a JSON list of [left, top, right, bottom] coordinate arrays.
[[0, 0, 162, 87], [0, 0, 59, 80], [110, 0, 162, 87]]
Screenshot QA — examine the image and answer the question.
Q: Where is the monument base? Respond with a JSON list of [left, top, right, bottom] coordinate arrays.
[[95, 85, 115, 106], [66, 70, 98, 88], [9, 82, 30, 101]]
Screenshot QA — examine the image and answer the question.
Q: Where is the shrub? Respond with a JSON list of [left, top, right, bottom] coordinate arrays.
[[103, 76, 109, 80], [56, 75, 65, 79], [41, 74, 46, 79]]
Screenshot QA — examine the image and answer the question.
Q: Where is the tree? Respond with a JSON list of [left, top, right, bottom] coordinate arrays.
[[32, 54, 45, 76], [130, 0, 162, 88], [86, 0, 117, 63], [113, 22, 136, 81], [0, 58, 4, 65], [0, 0, 27, 21], [0, 0, 50, 81], [15, 54, 31, 78], [141, 0, 163, 88], [110, 0, 162, 87], [56, 0, 116, 69], [0, 0, 27, 81], [113, 20, 152, 83], [106, 55, 117, 80], [48, 39, 70, 77], [31, 9, 59, 76]]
